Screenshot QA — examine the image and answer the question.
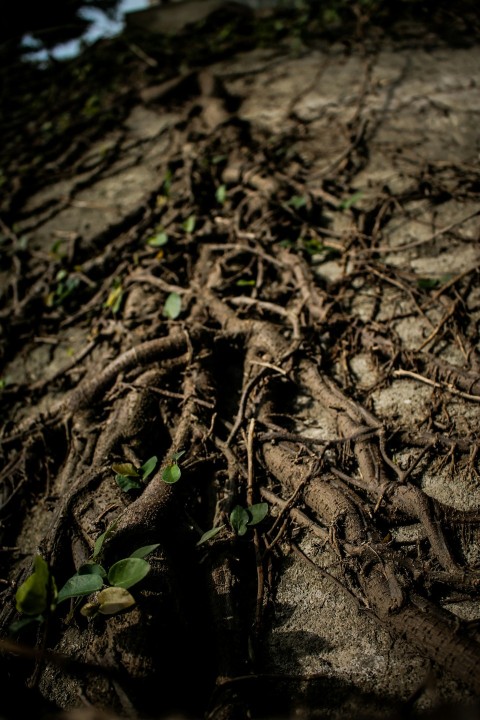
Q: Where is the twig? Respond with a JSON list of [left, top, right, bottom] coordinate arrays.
[[393, 369, 480, 402], [226, 369, 268, 448], [416, 300, 458, 352]]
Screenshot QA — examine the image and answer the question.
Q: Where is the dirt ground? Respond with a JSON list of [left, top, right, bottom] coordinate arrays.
[[1, 5, 480, 719]]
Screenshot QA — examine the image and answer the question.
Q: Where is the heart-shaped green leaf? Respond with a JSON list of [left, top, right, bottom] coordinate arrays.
[[247, 503, 268, 526], [162, 463, 181, 484], [230, 506, 250, 536], [107, 558, 150, 589], [78, 563, 107, 578], [57, 573, 103, 604]]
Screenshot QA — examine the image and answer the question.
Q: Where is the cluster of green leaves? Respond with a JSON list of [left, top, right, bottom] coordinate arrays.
[[197, 502, 268, 546], [45, 269, 80, 308], [13, 543, 159, 633], [113, 452, 185, 492], [112, 455, 157, 492], [144, 226, 182, 320]]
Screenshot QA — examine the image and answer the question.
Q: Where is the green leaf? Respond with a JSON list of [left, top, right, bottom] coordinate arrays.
[[93, 532, 107, 559], [105, 284, 123, 314], [229, 506, 250, 536], [172, 450, 185, 462], [78, 563, 107, 578], [93, 534, 106, 559], [57, 574, 103, 604], [130, 544, 160, 559], [216, 184, 227, 204], [162, 463, 181, 484], [417, 277, 440, 289], [93, 519, 120, 559], [236, 279, 255, 287], [196, 526, 225, 546], [288, 195, 307, 210], [247, 503, 268, 526], [301, 237, 325, 256], [338, 191, 363, 210], [163, 168, 172, 195], [97, 587, 136, 615], [107, 558, 150, 589], [182, 215, 196, 233], [140, 456, 157, 480], [15, 556, 55, 616], [9, 616, 43, 634], [163, 292, 182, 320], [111, 463, 140, 477], [116, 475, 142, 492], [147, 232, 168, 248]]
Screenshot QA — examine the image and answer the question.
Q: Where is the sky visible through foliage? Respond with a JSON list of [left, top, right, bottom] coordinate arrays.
[[22, 0, 150, 62]]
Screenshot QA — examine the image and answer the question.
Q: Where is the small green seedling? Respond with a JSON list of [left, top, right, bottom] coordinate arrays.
[[12, 543, 160, 631], [163, 292, 182, 320], [162, 450, 185, 484], [417, 274, 452, 290], [197, 503, 268, 545], [163, 168, 172, 196], [104, 278, 123, 315], [182, 215, 196, 233], [215, 184, 227, 204], [45, 269, 80, 308], [147, 231, 169, 248], [287, 195, 307, 210], [338, 191, 363, 210], [230, 503, 268, 536], [112, 455, 157, 492], [14, 555, 57, 621], [93, 518, 120, 559]]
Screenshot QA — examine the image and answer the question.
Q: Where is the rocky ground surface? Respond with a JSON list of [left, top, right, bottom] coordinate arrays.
[[1, 5, 479, 719]]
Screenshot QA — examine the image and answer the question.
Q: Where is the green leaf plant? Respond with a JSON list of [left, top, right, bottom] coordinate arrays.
[[10, 555, 58, 633], [112, 455, 158, 492], [163, 292, 182, 320], [113, 451, 185, 493], [197, 502, 268, 546], [162, 450, 185, 484], [12, 543, 160, 632]]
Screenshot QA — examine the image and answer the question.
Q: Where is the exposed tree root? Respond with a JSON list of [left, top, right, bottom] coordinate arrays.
[[1, 27, 480, 719]]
